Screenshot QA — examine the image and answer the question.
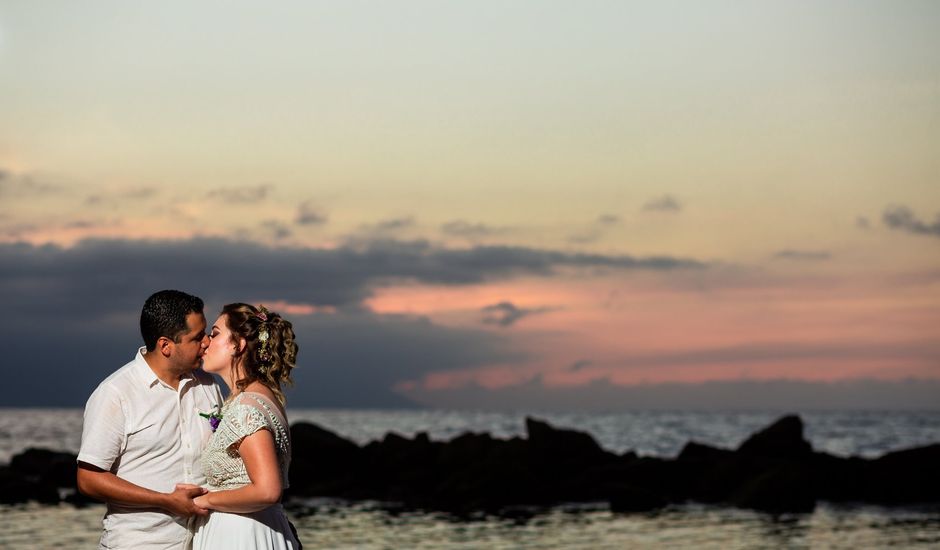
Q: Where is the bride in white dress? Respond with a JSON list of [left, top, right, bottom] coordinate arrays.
[[192, 303, 300, 550]]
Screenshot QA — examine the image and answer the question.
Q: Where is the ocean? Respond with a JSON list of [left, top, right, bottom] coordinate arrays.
[[2, 408, 939, 548]]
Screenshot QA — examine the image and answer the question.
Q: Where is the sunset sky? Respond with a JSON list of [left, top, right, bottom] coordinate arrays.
[[2, 1, 938, 409]]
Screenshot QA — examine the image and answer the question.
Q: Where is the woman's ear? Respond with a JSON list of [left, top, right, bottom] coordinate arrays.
[[237, 337, 247, 354]]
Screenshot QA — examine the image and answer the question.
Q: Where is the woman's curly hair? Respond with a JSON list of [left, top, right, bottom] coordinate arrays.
[[222, 303, 298, 405]]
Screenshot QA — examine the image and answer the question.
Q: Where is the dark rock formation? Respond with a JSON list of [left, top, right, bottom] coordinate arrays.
[[11, 448, 77, 489], [1, 448, 75, 504], [737, 415, 812, 458], [0, 465, 60, 504], [285, 414, 940, 515]]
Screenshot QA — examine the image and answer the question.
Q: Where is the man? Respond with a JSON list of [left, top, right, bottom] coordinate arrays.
[[78, 290, 223, 550]]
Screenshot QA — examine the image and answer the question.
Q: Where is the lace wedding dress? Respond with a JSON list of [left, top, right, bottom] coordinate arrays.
[[192, 392, 299, 550]]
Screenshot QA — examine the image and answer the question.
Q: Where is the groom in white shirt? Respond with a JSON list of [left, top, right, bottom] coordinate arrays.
[[77, 290, 223, 550]]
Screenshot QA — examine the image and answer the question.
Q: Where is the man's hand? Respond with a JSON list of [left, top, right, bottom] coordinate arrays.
[[77, 466, 211, 517], [162, 483, 209, 517]]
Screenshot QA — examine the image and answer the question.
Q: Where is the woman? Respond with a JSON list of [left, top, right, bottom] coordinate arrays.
[[192, 303, 300, 550]]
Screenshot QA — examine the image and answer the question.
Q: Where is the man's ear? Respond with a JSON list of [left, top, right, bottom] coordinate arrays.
[[158, 337, 173, 358]]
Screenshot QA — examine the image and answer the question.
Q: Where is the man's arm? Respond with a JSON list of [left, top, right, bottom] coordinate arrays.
[[77, 462, 209, 517], [77, 383, 207, 517]]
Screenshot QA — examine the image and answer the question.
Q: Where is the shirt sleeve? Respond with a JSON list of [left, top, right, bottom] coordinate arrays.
[[77, 384, 126, 470]]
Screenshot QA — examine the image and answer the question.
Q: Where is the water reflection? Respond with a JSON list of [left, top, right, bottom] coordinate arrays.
[[284, 501, 940, 550], [754, 512, 811, 548], [1, 500, 937, 548]]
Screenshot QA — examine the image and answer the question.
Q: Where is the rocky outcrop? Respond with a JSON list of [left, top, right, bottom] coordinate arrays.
[[285, 414, 940, 515], [1, 448, 75, 505]]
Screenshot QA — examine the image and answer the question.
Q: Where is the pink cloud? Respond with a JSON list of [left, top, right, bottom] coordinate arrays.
[[373, 272, 940, 391], [258, 300, 336, 316]]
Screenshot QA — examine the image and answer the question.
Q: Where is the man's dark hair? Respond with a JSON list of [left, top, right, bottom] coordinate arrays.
[[140, 290, 205, 352]]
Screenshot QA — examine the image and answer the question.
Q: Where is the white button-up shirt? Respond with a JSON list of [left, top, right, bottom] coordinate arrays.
[[79, 347, 222, 550]]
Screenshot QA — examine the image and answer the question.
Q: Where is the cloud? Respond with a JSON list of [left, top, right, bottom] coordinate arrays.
[[0, 237, 707, 313], [85, 186, 158, 206], [883, 205, 940, 238], [0, 237, 706, 407], [642, 195, 681, 212], [0, 171, 62, 197], [567, 214, 622, 244], [567, 359, 592, 372], [350, 217, 417, 240], [0, 222, 40, 239], [440, 220, 510, 239], [373, 217, 415, 232], [856, 216, 871, 229], [401, 377, 940, 412], [206, 184, 274, 203], [773, 250, 832, 261], [481, 301, 554, 327], [64, 219, 122, 230], [261, 220, 292, 240], [0, 304, 523, 408], [566, 232, 602, 245], [602, 339, 940, 371], [295, 201, 328, 226], [290, 312, 524, 407], [0, 238, 555, 407]]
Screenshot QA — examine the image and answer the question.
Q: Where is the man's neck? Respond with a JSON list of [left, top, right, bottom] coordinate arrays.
[[142, 351, 185, 390]]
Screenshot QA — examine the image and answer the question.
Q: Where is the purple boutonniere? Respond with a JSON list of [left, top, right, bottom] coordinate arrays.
[[198, 407, 223, 432]]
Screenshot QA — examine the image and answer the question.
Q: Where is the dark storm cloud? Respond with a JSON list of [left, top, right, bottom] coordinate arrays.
[[0, 237, 705, 407], [772, 249, 832, 261], [289, 312, 524, 407], [295, 201, 328, 225], [481, 301, 554, 327], [0, 237, 705, 311], [0, 305, 524, 408], [883, 205, 940, 237], [205, 184, 273, 203], [642, 195, 681, 212]]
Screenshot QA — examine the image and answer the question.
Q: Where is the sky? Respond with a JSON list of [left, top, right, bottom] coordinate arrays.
[[1, 1, 939, 409]]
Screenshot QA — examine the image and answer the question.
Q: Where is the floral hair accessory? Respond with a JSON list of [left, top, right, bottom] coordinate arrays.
[[256, 305, 272, 371], [198, 406, 223, 432]]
